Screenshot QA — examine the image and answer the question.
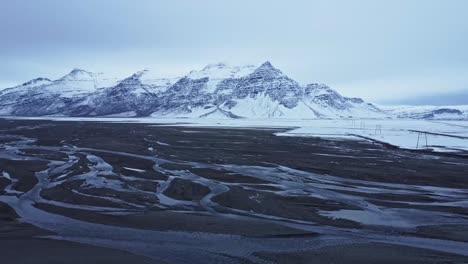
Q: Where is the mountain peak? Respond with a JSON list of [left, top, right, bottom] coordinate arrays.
[[201, 63, 227, 71], [256, 61, 281, 72], [70, 68, 88, 73], [116, 69, 149, 86], [69, 68, 94, 76], [131, 69, 149, 79], [60, 68, 94, 81], [258, 61, 275, 70], [251, 61, 284, 77]]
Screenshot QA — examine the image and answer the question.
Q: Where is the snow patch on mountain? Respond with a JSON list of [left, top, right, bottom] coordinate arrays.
[[45, 69, 100, 96], [187, 63, 256, 93]]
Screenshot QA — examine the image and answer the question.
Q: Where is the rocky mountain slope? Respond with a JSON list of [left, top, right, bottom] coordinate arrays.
[[0, 62, 389, 119]]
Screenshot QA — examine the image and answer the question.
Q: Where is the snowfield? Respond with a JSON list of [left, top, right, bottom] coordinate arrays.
[[276, 119, 468, 152], [4, 116, 468, 153]]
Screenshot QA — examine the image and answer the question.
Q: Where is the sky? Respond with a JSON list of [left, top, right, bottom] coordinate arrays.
[[2, 0, 468, 104]]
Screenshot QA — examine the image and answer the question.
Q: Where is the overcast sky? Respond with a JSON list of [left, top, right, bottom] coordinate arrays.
[[2, 0, 468, 104]]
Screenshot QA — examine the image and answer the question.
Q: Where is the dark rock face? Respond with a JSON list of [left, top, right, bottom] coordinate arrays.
[[302, 83, 383, 115], [150, 77, 215, 116], [305, 84, 349, 110], [388, 106, 466, 120], [346, 97, 364, 104], [217, 62, 303, 109], [421, 108, 463, 119], [20, 77, 52, 87], [0, 62, 386, 118], [433, 108, 462, 115], [86, 73, 159, 116], [0, 85, 68, 116]]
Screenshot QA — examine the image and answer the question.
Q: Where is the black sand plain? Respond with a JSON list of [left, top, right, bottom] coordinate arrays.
[[1, 119, 468, 263]]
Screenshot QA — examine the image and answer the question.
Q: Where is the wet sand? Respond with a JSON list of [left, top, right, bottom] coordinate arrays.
[[256, 242, 468, 264], [1, 119, 468, 263], [0, 202, 161, 264]]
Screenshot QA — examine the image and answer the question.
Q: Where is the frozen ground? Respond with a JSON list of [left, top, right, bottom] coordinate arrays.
[[4, 116, 468, 153]]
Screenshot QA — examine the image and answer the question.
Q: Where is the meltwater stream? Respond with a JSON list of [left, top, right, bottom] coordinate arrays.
[[1, 132, 468, 263]]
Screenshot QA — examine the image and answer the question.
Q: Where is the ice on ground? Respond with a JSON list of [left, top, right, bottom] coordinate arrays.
[[156, 141, 170, 146], [1, 171, 11, 180], [276, 119, 468, 152], [123, 167, 146, 173], [4, 116, 468, 153]]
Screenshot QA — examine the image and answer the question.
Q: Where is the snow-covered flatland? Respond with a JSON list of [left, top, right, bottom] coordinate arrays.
[[3, 116, 468, 152], [276, 119, 468, 152]]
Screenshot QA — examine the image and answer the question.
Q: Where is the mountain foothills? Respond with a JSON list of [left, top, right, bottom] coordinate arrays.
[[378, 105, 468, 121], [0, 62, 466, 119]]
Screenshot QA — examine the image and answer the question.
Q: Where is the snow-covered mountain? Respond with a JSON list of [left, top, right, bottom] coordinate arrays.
[[0, 69, 120, 116], [379, 105, 468, 120], [0, 62, 389, 119]]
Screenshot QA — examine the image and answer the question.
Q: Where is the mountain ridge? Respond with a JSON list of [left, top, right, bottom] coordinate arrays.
[[0, 62, 390, 119]]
